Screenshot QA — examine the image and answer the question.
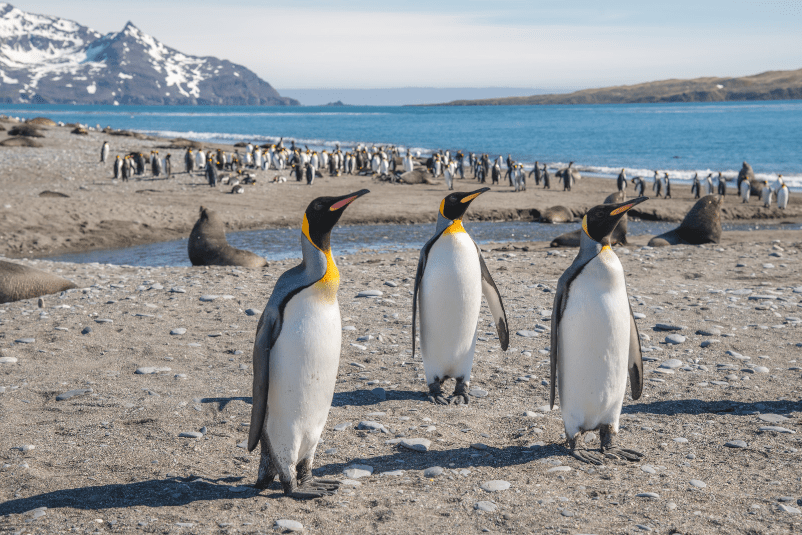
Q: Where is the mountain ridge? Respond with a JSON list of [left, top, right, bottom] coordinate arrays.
[[425, 69, 802, 106], [0, 3, 297, 106]]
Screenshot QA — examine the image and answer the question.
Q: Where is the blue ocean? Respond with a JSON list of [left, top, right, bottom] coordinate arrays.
[[2, 100, 801, 188]]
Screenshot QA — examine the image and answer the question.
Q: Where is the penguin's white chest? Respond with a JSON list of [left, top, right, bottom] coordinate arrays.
[[558, 248, 630, 437], [267, 286, 341, 461], [420, 231, 482, 383]]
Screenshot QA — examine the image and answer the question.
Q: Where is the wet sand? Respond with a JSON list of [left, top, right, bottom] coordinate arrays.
[[0, 121, 799, 259]]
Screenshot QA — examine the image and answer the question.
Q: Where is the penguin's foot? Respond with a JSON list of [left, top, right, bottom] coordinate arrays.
[[427, 382, 449, 405], [451, 378, 470, 405], [599, 424, 643, 462], [292, 478, 340, 499], [571, 449, 605, 466], [603, 448, 644, 462]]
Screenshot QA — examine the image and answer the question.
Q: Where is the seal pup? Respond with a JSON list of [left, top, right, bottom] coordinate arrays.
[[648, 195, 723, 246], [0, 260, 76, 304], [413, 188, 509, 404], [551, 196, 649, 465], [540, 206, 574, 223], [248, 190, 370, 498], [188, 207, 267, 268]]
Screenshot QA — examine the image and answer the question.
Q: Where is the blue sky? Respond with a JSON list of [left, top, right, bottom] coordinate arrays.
[[12, 1, 802, 92]]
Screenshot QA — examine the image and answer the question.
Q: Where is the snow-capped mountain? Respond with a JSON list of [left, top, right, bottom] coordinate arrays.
[[0, 4, 297, 105]]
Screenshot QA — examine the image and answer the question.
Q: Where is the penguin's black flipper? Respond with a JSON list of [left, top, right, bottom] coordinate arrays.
[[248, 309, 281, 452], [475, 244, 509, 350], [411, 231, 444, 360], [627, 303, 644, 400]]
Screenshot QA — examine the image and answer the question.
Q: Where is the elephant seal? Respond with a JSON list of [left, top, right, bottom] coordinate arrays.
[[188, 207, 267, 268], [540, 205, 575, 223], [0, 260, 76, 304], [648, 195, 722, 247], [550, 192, 629, 247]]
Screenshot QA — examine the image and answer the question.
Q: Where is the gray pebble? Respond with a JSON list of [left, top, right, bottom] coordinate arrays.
[[383, 281, 398, 287], [725, 440, 748, 448], [356, 290, 383, 298], [481, 480, 511, 492], [178, 431, 203, 439], [95, 318, 113, 324], [665, 334, 686, 345], [81, 326, 92, 335], [333, 422, 351, 431], [641, 465, 656, 474], [758, 414, 788, 424], [633, 312, 646, 319], [170, 328, 187, 335], [636, 492, 660, 499], [778, 504, 801, 514], [14, 338, 35, 344], [423, 466, 444, 478], [760, 426, 795, 434], [357, 420, 386, 432], [56, 389, 93, 401], [674, 437, 688, 443], [654, 324, 686, 331], [135, 367, 171, 374], [474, 501, 497, 512], [342, 326, 357, 331], [399, 438, 431, 452], [660, 359, 683, 369], [343, 464, 373, 479], [696, 328, 722, 336], [274, 519, 304, 532], [689, 479, 707, 488], [700, 340, 720, 348], [516, 330, 539, 338], [469, 388, 488, 398]]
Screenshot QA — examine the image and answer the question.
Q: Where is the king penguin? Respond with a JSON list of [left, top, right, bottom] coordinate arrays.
[[550, 196, 649, 465], [413, 188, 509, 404], [777, 176, 789, 209], [248, 189, 370, 498]]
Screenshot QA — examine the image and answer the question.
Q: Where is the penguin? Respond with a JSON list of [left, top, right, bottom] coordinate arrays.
[[248, 189, 370, 498], [717, 172, 726, 196], [761, 181, 773, 208], [777, 176, 789, 209], [652, 171, 662, 198], [100, 141, 109, 163], [740, 177, 751, 203], [205, 156, 218, 187], [550, 196, 649, 465], [632, 177, 644, 196], [542, 164, 551, 189], [113, 155, 122, 179], [413, 188, 509, 404], [663, 172, 671, 199], [691, 173, 701, 199], [151, 151, 161, 177], [531, 161, 541, 186], [617, 168, 627, 192], [231, 184, 244, 194], [164, 154, 172, 179], [705, 173, 714, 195]]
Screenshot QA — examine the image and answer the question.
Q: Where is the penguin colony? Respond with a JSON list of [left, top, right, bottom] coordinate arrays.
[[100, 138, 790, 208], [245, 181, 660, 499]]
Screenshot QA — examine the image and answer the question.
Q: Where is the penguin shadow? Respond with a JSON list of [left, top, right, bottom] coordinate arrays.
[[623, 398, 801, 416], [198, 396, 253, 410], [312, 442, 562, 482], [0, 475, 259, 516], [332, 389, 426, 407]]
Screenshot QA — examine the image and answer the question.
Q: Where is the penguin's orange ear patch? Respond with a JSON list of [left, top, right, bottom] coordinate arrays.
[[610, 203, 635, 216]]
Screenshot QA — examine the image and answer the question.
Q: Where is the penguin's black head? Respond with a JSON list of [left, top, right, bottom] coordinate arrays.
[[583, 196, 648, 244], [439, 187, 490, 221], [303, 189, 370, 251]]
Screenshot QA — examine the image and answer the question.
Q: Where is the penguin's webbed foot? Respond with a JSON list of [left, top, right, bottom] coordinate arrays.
[[603, 448, 643, 462], [571, 449, 604, 466], [451, 378, 470, 405], [427, 381, 449, 405]]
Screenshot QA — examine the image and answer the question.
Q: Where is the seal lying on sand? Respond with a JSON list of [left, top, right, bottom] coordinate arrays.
[[648, 195, 722, 246], [550, 192, 629, 247], [0, 260, 76, 304], [540, 206, 574, 223], [188, 207, 268, 268]]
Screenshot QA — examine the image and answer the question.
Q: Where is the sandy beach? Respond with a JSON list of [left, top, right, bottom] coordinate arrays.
[[1, 120, 802, 534], [0, 120, 799, 259]]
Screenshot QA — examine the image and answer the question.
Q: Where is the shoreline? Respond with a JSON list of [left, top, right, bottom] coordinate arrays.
[[1, 120, 799, 260]]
